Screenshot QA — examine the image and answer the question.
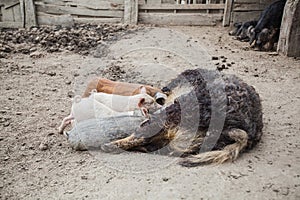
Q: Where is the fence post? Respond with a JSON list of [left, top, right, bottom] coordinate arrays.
[[24, 0, 37, 27], [124, 0, 138, 25], [222, 0, 233, 26], [277, 0, 300, 57], [20, 0, 25, 27]]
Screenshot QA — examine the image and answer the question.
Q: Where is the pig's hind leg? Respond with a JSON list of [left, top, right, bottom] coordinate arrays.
[[58, 114, 74, 134]]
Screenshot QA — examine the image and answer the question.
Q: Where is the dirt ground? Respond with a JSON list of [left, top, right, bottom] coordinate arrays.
[[0, 24, 299, 200]]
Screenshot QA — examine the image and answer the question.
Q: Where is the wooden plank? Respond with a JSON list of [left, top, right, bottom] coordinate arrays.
[[277, 0, 300, 57], [234, 0, 272, 3], [1, 6, 14, 21], [139, 13, 222, 26], [24, 0, 37, 27], [0, 0, 17, 6], [147, 0, 162, 5], [124, 0, 138, 24], [12, 4, 22, 22], [138, 0, 146, 5], [74, 17, 122, 24], [4, 0, 19, 9], [231, 11, 261, 23], [222, 0, 233, 26], [37, 12, 74, 26], [139, 4, 225, 10], [34, 0, 124, 9], [162, 0, 175, 3], [20, 0, 25, 27], [34, 2, 124, 10], [36, 4, 124, 18], [63, 0, 124, 6], [233, 3, 267, 11], [34, 0, 66, 6], [0, 21, 23, 27]]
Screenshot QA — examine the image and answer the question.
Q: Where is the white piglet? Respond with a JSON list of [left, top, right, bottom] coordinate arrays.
[[91, 86, 160, 116], [58, 87, 160, 134]]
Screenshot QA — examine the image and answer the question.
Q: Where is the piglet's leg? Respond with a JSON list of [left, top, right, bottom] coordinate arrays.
[[140, 107, 150, 118], [58, 114, 74, 134]]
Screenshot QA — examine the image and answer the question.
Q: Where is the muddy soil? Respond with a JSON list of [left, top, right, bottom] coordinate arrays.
[[0, 24, 299, 200]]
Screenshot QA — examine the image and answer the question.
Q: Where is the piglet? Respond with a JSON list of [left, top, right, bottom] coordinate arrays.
[[58, 87, 160, 134]]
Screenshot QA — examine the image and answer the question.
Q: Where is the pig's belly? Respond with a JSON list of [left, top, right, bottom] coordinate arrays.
[[67, 115, 145, 150]]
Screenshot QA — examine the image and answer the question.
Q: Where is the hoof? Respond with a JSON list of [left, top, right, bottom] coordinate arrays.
[[58, 127, 63, 135]]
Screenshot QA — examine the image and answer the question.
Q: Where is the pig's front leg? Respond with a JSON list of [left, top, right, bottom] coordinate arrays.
[[101, 134, 145, 153]]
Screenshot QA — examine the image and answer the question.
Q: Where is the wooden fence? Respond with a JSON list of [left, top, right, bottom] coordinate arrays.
[[138, 0, 226, 26], [228, 0, 276, 24], [0, 0, 278, 28]]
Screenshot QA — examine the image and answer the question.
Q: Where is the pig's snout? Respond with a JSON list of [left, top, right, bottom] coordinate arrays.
[[154, 92, 168, 106]]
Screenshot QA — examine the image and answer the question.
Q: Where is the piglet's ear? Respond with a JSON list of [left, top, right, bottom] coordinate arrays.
[[139, 86, 147, 94], [138, 98, 145, 108]]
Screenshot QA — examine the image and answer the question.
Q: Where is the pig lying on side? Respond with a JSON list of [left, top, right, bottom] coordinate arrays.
[[66, 115, 146, 151]]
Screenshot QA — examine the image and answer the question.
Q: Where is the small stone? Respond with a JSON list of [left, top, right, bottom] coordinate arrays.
[[211, 56, 218, 60], [29, 47, 37, 53], [268, 52, 279, 56], [39, 143, 48, 151], [30, 51, 44, 58], [217, 64, 227, 71], [3, 121, 10, 127], [273, 189, 279, 193], [67, 91, 74, 98], [280, 187, 289, 196], [47, 71, 56, 76], [267, 161, 273, 165], [162, 177, 169, 182]]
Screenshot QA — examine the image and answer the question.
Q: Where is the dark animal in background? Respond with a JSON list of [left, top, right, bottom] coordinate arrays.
[[229, 22, 243, 36], [255, 28, 280, 51], [229, 21, 258, 42], [249, 0, 287, 46], [102, 69, 263, 167]]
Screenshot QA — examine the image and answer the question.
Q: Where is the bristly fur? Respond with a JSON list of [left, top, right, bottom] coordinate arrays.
[[102, 69, 263, 166]]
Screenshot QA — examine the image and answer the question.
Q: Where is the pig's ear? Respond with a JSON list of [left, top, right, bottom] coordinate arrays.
[[73, 95, 81, 103], [138, 98, 145, 108], [139, 86, 147, 94]]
